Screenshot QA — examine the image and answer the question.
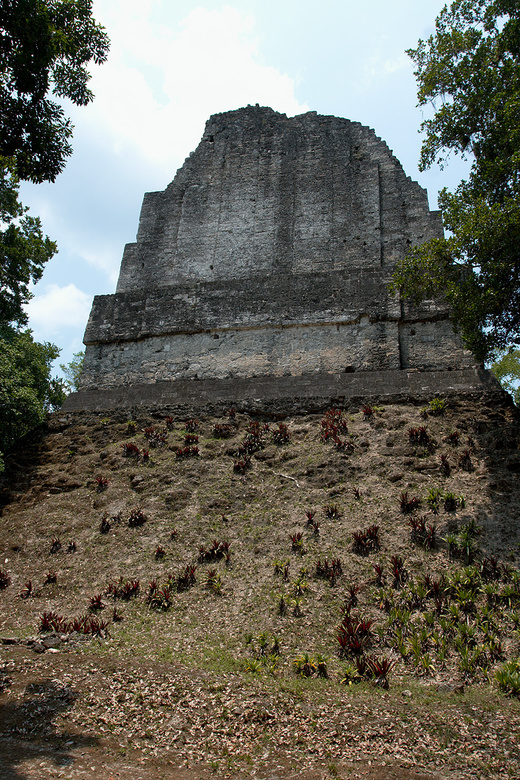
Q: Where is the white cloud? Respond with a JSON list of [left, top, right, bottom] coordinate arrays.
[[83, 3, 308, 169], [25, 284, 92, 339]]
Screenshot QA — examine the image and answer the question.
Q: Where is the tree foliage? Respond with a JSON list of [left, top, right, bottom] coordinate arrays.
[[0, 1, 108, 470], [0, 159, 56, 327], [491, 348, 520, 404], [392, 0, 520, 361], [60, 349, 84, 392], [0, 0, 109, 183], [0, 326, 66, 468]]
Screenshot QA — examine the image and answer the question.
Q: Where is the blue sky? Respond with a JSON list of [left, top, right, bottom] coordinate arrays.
[[20, 0, 471, 373]]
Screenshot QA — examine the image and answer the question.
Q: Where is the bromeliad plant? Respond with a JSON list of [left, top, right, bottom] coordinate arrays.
[[352, 525, 380, 555]]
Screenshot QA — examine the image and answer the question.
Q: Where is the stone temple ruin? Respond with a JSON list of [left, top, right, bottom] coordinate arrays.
[[64, 106, 496, 414]]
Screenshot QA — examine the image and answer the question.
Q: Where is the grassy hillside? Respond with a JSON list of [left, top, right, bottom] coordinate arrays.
[[1, 395, 520, 779]]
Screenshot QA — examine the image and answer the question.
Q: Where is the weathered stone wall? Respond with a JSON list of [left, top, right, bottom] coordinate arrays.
[[75, 105, 479, 405]]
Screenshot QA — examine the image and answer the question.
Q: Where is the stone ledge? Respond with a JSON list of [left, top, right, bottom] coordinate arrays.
[[62, 367, 503, 416]]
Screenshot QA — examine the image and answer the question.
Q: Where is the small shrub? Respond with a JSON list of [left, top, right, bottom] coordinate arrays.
[[495, 659, 520, 696], [400, 492, 421, 514], [408, 426, 430, 446], [50, 537, 61, 554], [146, 581, 173, 611], [99, 516, 111, 534], [89, 594, 105, 612], [428, 397, 447, 416], [390, 555, 407, 588], [20, 580, 33, 599], [106, 577, 140, 600], [44, 571, 57, 584], [198, 539, 230, 564], [445, 431, 460, 446], [352, 525, 380, 555], [184, 433, 199, 446], [122, 442, 140, 458], [458, 449, 473, 471], [233, 455, 251, 474], [410, 517, 436, 550], [290, 532, 304, 554], [128, 508, 146, 527], [0, 569, 11, 589], [213, 422, 233, 438], [439, 454, 451, 476], [184, 419, 199, 433], [324, 503, 341, 519], [154, 545, 166, 560], [95, 475, 110, 492], [176, 445, 199, 458], [144, 426, 168, 448], [272, 423, 291, 445], [175, 564, 197, 591], [315, 558, 342, 586], [39, 611, 66, 633]]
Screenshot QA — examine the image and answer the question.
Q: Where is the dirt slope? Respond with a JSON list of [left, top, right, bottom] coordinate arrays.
[[0, 395, 520, 779]]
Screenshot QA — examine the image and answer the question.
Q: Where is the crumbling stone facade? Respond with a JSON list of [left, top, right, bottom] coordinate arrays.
[[67, 106, 488, 413]]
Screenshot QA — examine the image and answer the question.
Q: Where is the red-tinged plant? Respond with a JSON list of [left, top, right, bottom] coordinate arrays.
[[352, 526, 380, 555], [400, 492, 421, 514], [410, 517, 437, 550], [184, 419, 199, 433], [227, 408, 236, 419], [213, 422, 233, 438], [362, 404, 373, 419], [67, 540, 77, 553], [0, 569, 11, 589], [39, 611, 66, 633], [184, 433, 199, 446], [142, 449, 149, 462], [175, 564, 197, 591], [106, 577, 140, 601], [176, 445, 199, 458], [390, 555, 407, 588], [408, 426, 430, 446], [305, 510, 316, 525], [290, 532, 304, 554], [272, 423, 291, 445], [88, 616, 110, 637], [20, 580, 33, 599], [233, 455, 251, 474], [89, 593, 105, 612], [198, 540, 230, 563], [440, 454, 451, 476], [155, 545, 166, 560], [315, 558, 342, 586], [122, 442, 140, 458], [128, 507, 146, 527], [50, 537, 61, 554], [165, 416, 174, 431], [144, 426, 168, 448], [374, 563, 384, 587], [95, 474, 110, 492], [99, 516, 111, 534], [480, 556, 501, 582], [445, 431, 460, 446], [146, 581, 172, 611], [368, 657, 395, 688], [112, 606, 123, 622], [324, 503, 341, 519], [345, 583, 360, 608], [353, 487, 361, 500], [44, 571, 57, 585], [459, 449, 473, 471]]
